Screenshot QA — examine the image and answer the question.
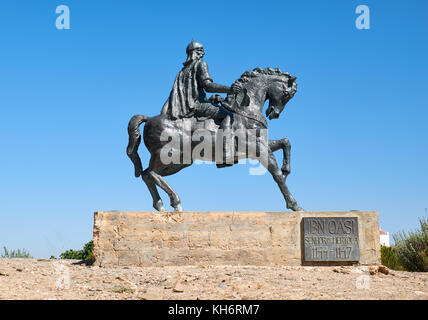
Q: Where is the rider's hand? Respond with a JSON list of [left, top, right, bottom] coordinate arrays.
[[230, 82, 242, 94], [209, 94, 222, 104]]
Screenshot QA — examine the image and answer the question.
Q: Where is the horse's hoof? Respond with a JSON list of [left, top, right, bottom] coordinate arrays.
[[288, 203, 304, 211], [174, 204, 183, 212], [153, 200, 166, 212]]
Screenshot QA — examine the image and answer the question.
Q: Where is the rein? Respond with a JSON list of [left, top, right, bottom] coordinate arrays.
[[220, 96, 268, 128]]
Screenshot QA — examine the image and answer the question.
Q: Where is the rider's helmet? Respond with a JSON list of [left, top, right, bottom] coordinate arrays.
[[183, 40, 204, 66], [186, 40, 204, 54]]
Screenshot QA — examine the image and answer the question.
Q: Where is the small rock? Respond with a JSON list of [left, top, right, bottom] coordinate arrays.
[[369, 266, 378, 275], [138, 293, 161, 300], [15, 268, 23, 272], [173, 283, 185, 292], [333, 267, 350, 274], [378, 266, 389, 275], [414, 291, 426, 296], [0, 272, 9, 276]]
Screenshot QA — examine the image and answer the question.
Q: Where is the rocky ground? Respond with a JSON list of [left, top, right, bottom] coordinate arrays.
[[0, 258, 427, 300]]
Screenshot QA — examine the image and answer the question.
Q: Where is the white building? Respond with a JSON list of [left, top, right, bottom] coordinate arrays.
[[380, 229, 390, 246]]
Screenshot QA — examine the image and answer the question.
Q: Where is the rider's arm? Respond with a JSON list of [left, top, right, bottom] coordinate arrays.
[[198, 61, 233, 94], [203, 80, 232, 94]]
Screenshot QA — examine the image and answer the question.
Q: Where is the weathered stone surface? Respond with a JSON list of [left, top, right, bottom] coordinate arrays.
[[93, 211, 380, 267]]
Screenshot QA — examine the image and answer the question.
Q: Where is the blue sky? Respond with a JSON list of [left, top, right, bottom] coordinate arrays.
[[0, 0, 427, 258]]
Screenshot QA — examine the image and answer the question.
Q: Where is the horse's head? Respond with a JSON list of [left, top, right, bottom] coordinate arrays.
[[231, 68, 297, 122], [264, 71, 297, 120]]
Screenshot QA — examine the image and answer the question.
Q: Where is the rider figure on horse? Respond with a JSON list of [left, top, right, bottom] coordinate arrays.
[[161, 40, 242, 166]]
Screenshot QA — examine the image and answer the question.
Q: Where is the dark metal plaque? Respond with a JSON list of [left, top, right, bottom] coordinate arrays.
[[303, 217, 359, 262]]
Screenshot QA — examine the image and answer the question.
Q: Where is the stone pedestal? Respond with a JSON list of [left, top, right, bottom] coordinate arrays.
[[93, 211, 380, 267]]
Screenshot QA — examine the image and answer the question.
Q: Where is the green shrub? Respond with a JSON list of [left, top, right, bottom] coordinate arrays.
[[380, 245, 404, 270], [1, 247, 32, 258], [393, 217, 428, 272], [60, 240, 93, 261]]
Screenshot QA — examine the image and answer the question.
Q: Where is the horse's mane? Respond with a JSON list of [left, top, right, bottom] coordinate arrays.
[[233, 67, 291, 86]]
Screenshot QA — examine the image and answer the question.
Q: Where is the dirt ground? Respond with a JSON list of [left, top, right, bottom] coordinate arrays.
[[0, 258, 427, 300]]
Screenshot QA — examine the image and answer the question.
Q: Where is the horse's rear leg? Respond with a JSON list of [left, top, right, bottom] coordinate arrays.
[[141, 170, 166, 212], [148, 171, 183, 212]]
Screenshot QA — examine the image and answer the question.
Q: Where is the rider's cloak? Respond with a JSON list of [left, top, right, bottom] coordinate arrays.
[[161, 59, 212, 120]]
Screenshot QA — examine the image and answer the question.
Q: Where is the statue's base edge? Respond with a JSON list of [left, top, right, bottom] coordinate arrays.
[[92, 211, 380, 267]]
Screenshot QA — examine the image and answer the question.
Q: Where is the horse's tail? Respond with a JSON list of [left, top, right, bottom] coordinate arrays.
[[127, 114, 148, 177]]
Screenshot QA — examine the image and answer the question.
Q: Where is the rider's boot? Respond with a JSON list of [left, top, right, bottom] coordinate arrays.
[[216, 115, 233, 168]]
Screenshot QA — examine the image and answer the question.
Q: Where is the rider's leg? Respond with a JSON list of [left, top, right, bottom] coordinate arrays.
[[218, 115, 233, 166], [195, 103, 234, 167]]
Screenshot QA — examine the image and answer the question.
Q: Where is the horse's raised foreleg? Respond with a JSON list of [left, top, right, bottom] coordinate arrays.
[[269, 138, 291, 177], [259, 147, 303, 211], [147, 171, 183, 212], [141, 169, 166, 212]]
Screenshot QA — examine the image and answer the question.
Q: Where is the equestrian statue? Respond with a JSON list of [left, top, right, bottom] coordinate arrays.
[[127, 40, 303, 212]]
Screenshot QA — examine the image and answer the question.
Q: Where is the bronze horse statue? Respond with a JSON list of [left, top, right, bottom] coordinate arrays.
[[127, 67, 303, 212]]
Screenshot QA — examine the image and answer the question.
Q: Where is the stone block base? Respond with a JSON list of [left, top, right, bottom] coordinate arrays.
[[93, 211, 380, 267]]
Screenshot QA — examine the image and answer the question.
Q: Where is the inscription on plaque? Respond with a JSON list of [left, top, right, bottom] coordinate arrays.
[[303, 217, 359, 262]]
